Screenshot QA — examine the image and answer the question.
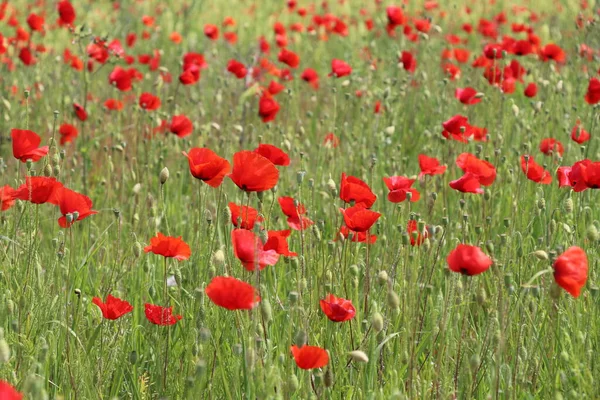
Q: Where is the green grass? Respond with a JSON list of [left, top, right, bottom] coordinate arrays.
[[0, 0, 599, 398]]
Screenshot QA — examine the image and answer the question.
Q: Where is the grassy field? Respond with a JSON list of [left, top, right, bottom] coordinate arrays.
[[0, 0, 599, 398]]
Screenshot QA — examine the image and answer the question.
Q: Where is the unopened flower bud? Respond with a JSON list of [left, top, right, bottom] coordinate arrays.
[[159, 167, 169, 184]]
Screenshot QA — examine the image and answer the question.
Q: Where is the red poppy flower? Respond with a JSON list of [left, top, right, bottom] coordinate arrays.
[[182, 148, 230, 187], [584, 77, 600, 105], [291, 345, 329, 370], [228, 202, 263, 229], [14, 177, 63, 205], [231, 229, 279, 271], [204, 24, 219, 40], [539, 138, 564, 156], [553, 246, 588, 298], [329, 59, 352, 77], [386, 6, 406, 27], [139, 93, 161, 110], [104, 98, 123, 111], [59, 123, 78, 145], [571, 120, 590, 144], [27, 13, 44, 31], [449, 173, 484, 194], [108, 66, 132, 91], [400, 51, 417, 73], [456, 153, 496, 186], [340, 173, 376, 208], [320, 294, 355, 322], [447, 244, 492, 276], [441, 115, 470, 143], [278, 196, 313, 230], [254, 144, 290, 166], [92, 295, 133, 320], [144, 232, 191, 260], [557, 166, 572, 188], [144, 303, 182, 326], [264, 230, 298, 257], [338, 226, 377, 244], [521, 155, 552, 184], [324, 133, 340, 148], [72, 103, 87, 121], [1, 185, 16, 211], [407, 219, 428, 246], [11, 129, 49, 162], [267, 81, 286, 96], [278, 48, 300, 68], [56, 187, 98, 228], [0, 380, 22, 400], [227, 59, 247, 79], [179, 64, 200, 85], [229, 150, 279, 192], [569, 159, 600, 191], [58, 1, 76, 26], [301, 68, 319, 89], [383, 176, 420, 203], [455, 87, 481, 105], [19, 48, 36, 66], [524, 82, 537, 97], [540, 44, 566, 63], [418, 154, 446, 178], [258, 93, 280, 123], [340, 204, 380, 233], [205, 276, 260, 310], [169, 115, 193, 138]]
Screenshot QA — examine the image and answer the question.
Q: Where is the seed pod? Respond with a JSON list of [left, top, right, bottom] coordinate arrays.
[[387, 290, 400, 310], [324, 368, 333, 388], [348, 350, 369, 363], [159, 167, 169, 184], [372, 312, 384, 333]]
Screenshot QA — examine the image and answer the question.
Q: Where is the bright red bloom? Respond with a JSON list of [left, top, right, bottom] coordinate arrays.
[[278, 48, 300, 68], [264, 230, 297, 257], [278, 196, 313, 230], [441, 115, 469, 143], [418, 154, 446, 178], [11, 129, 49, 162], [569, 159, 600, 191], [447, 244, 492, 276], [571, 120, 590, 144], [204, 24, 219, 40], [144, 232, 191, 260], [524, 82, 537, 97], [229, 151, 279, 192], [227, 59, 247, 79], [407, 219, 428, 246], [521, 155, 552, 184], [1, 186, 16, 211], [330, 59, 351, 78], [340, 173, 376, 208], [92, 295, 133, 320], [73, 103, 87, 121], [14, 177, 63, 205], [254, 144, 290, 166], [267, 81, 286, 96], [27, 13, 44, 31], [179, 64, 200, 85], [59, 123, 78, 145], [301, 68, 319, 89], [386, 6, 406, 27], [291, 345, 329, 370], [540, 43, 566, 63], [104, 98, 123, 111], [324, 133, 340, 148], [169, 115, 193, 138], [139, 93, 161, 110], [320, 294, 355, 322], [553, 247, 588, 298], [338, 225, 377, 244], [231, 229, 279, 271], [454, 87, 481, 105], [449, 173, 484, 194], [258, 92, 280, 123], [58, 1, 76, 26], [456, 153, 496, 186], [228, 202, 263, 229], [0, 380, 22, 400], [183, 148, 230, 187], [109, 66, 132, 91], [19, 48, 35, 66], [205, 276, 260, 310], [400, 51, 417, 73], [340, 204, 380, 233], [383, 176, 420, 203], [557, 166, 572, 188], [144, 304, 182, 326], [539, 138, 564, 156], [584, 78, 600, 105], [56, 187, 98, 228]]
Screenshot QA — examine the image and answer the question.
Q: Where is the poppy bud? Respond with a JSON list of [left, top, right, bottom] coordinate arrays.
[[349, 264, 359, 276], [563, 197, 573, 213], [245, 348, 256, 368], [294, 330, 307, 347], [296, 171, 306, 184], [537, 198, 546, 210], [387, 290, 400, 310], [533, 250, 549, 260], [286, 374, 299, 393], [352, 277, 359, 288], [159, 167, 169, 184], [288, 291, 299, 304], [311, 225, 322, 241], [372, 312, 384, 333], [0, 339, 9, 364], [377, 271, 388, 285], [469, 353, 480, 373], [43, 164, 52, 177], [348, 350, 369, 363], [324, 368, 333, 387], [260, 297, 272, 323], [586, 224, 599, 242]]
